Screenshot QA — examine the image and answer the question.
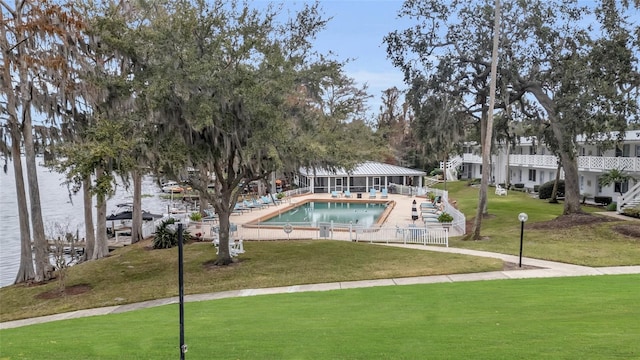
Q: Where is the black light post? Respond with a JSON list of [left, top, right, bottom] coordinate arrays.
[[177, 222, 186, 359], [518, 213, 528, 267]]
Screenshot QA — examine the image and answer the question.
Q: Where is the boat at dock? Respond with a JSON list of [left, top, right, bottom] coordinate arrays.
[[106, 203, 163, 237]]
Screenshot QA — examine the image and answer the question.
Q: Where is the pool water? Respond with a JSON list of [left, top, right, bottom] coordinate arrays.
[[259, 201, 388, 227]]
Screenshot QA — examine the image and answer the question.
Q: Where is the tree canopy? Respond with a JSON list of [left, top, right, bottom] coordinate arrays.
[[386, 0, 640, 219]]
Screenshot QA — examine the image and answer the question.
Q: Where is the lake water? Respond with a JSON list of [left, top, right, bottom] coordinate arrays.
[[0, 158, 173, 287]]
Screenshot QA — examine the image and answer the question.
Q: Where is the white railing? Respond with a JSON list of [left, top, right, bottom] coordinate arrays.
[[440, 156, 463, 170], [462, 153, 483, 164], [578, 156, 640, 172], [509, 154, 558, 168], [617, 182, 640, 213], [282, 186, 311, 197], [233, 223, 448, 247], [506, 154, 640, 173]]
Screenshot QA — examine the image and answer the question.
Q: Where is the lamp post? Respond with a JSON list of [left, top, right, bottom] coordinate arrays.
[[518, 213, 528, 267], [167, 222, 187, 359]]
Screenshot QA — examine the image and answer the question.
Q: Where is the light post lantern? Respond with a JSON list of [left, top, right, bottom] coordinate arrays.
[[518, 213, 528, 267]]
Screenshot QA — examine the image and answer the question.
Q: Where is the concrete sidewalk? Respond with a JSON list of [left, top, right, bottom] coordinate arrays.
[[2, 246, 639, 330]]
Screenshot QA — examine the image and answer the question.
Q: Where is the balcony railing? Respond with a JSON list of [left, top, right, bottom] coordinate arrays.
[[462, 153, 483, 164], [510, 155, 640, 172], [462, 153, 640, 173], [578, 156, 640, 172]]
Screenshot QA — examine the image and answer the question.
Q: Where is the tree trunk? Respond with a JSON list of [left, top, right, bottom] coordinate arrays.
[[505, 141, 511, 188], [526, 83, 582, 214], [131, 170, 143, 243], [93, 166, 110, 259], [558, 153, 583, 214], [82, 176, 95, 261], [212, 189, 235, 266], [472, 0, 501, 240], [11, 126, 36, 284], [22, 105, 51, 282], [550, 162, 561, 203]]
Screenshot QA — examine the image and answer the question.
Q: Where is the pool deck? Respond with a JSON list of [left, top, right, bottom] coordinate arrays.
[[188, 192, 450, 241]]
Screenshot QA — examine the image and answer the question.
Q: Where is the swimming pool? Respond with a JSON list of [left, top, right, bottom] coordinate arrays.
[[255, 200, 392, 228]]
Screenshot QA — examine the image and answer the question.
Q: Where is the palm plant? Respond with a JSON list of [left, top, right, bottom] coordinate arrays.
[[598, 168, 636, 196], [153, 219, 191, 249]]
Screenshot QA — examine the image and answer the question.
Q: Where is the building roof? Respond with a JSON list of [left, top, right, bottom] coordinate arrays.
[[300, 161, 426, 177]]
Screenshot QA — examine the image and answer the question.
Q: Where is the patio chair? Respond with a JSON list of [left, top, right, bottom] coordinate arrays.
[[331, 190, 339, 198], [344, 190, 352, 198], [381, 188, 388, 199], [369, 188, 376, 198], [495, 185, 508, 196]]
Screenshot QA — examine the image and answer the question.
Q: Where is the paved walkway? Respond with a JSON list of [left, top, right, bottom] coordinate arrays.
[[2, 245, 639, 330]]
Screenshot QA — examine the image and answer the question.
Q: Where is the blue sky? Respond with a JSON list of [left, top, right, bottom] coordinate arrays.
[[253, 0, 411, 116]]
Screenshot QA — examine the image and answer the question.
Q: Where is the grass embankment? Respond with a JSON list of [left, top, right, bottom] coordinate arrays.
[[2, 275, 639, 359], [440, 181, 640, 266], [0, 240, 501, 322]]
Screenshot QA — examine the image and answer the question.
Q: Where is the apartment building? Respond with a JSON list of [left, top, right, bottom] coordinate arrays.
[[452, 130, 640, 211]]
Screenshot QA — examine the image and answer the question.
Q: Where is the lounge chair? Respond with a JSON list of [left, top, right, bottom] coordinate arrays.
[[369, 188, 376, 198], [331, 190, 339, 198], [495, 185, 507, 196], [232, 202, 249, 214], [252, 198, 268, 209], [381, 188, 388, 199], [243, 200, 260, 211], [344, 190, 352, 198], [202, 209, 218, 223], [261, 195, 274, 206]]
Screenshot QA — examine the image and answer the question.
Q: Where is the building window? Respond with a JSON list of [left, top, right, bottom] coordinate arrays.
[[580, 176, 584, 190], [614, 181, 629, 194], [540, 172, 545, 183], [529, 147, 536, 155], [636, 145, 640, 157], [528, 169, 536, 182], [623, 144, 631, 157], [519, 170, 522, 182]]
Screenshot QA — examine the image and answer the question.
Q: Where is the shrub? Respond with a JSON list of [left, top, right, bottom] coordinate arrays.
[[153, 218, 191, 249], [594, 196, 612, 206], [622, 207, 640, 218], [538, 180, 565, 200], [437, 212, 454, 223], [189, 212, 202, 222], [276, 192, 285, 200], [430, 168, 443, 176], [606, 202, 617, 211]]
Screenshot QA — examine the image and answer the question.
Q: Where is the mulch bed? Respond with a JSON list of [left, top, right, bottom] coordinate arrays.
[[526, 213, 640, 239]]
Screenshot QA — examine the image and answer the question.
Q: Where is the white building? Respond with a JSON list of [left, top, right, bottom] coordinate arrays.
[[452, 130, 640, 212]]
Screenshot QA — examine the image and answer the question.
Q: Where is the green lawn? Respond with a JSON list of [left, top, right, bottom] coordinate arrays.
[[0, 240, 502, 322], [441, 181, 640, 266], [1, 275, 638, 359]]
